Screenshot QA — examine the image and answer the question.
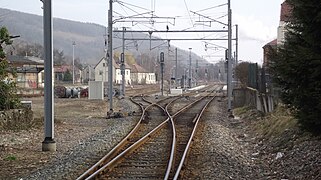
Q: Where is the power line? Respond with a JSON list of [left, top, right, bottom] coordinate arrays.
[[113, 30, 227, 33], [183, 0, 194, 26], [195, 3, 228, 13], [116, 0, 150, 11]]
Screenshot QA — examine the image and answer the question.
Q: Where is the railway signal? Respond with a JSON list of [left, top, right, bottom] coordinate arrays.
[[160, 52, 164, 96]]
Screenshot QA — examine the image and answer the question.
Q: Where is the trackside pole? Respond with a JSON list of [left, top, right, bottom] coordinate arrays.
[[107, 0, 113, 115], [42, 0, 56, 152]]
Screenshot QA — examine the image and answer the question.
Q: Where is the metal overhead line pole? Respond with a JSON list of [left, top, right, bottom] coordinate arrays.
[[72, 41, 75, 85], [236, 24, 238, 65], [188, 48, 192, 88], [227, 0, 233, 111], [42, 0, 56, 152], [108, 0, 113, 114], [175, 48, 178, 88], [121, 27, 125, 96], [196, 58, 198, 86]]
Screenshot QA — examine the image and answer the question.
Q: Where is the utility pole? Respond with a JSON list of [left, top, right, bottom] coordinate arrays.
[[235, 24, 238, 65], [184, 68, 187, 90], [42, 0, 56, 152], [121, 27, 126, 96], [227, 0, 233, 111], [196, 58, 199, 86], [72, 41, 76, 85], [188, 48, 192, 88], [107, 0, 113, 114], [175, 48, 178, 89]]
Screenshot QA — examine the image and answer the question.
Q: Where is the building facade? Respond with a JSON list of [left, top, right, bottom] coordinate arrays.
[[7, 55, 44, 88], [81, 65, 95, 83], [130, 64, 156, 85], [94, 57, 131, 85]]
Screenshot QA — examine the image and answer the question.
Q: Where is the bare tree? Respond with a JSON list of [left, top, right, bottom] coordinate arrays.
[[235, 61, 250, 87]]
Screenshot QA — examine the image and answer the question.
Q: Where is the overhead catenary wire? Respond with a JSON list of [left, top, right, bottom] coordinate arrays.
[[111, 0, 234, 66], [195, 3, 228, 13], [183, 0, 194, 26], [116, 1, 151, 21], [117, 0, 150, 11]]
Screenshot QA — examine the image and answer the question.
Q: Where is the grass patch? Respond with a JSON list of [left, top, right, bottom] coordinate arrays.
[[254, 105, 297, 139], [5, 155, 17, 161], [233, 106, 253, 116]]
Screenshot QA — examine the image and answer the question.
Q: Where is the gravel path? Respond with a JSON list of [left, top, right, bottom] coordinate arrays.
[[180, 97, 267, 179]]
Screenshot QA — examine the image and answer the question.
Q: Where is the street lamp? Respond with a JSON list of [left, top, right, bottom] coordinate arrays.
[[72, 41, 76, 85]]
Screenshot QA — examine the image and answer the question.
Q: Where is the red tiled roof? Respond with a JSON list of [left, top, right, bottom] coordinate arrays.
[[130, 64, 148, 73], [263, 39, 277, 48], [280, 1, 292, 22], [54, 65, 71, 73], [94, 57, 131, 69]]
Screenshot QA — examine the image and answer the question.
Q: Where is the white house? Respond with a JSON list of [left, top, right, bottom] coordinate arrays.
[[130, 64, 156, 85], [81, 65, 95, 83], [94, 57, 131, 85]]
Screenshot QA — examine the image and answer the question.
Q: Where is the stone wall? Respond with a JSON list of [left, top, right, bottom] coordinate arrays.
[[233, 87, 275, 113]]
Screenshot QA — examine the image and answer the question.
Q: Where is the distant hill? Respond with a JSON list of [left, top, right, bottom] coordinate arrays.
[[0, 8, 106, 64], [0, 8, 225, 80]]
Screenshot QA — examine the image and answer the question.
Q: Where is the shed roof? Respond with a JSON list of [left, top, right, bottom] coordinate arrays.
[[7, 55, 44, 65]]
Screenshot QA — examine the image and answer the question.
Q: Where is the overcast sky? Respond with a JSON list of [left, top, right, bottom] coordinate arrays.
[[1, 0, 284, 64]]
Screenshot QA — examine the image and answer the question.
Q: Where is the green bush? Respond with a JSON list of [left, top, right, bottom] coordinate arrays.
[[0, 27, 20, 110]]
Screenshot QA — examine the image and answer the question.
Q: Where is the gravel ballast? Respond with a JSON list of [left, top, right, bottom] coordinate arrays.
[[1, 95, 320, 179], [0, 97, 140, 179]]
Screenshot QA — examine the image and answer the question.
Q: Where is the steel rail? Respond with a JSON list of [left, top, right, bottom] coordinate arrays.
[[78, 86, 216, 179], [173, 95, 216, 179], [160, 89, 214, 180], [78, 95, 179, 180], [77, 95, 147, 180], [85, 97, 180, 179], [164, 91, 212, 179]]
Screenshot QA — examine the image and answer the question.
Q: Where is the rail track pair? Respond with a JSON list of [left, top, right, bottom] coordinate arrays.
[[78, 85, 222, 179]]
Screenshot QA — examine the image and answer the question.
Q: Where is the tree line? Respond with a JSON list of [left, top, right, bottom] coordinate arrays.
[[12, 41, 83, 69], [269, 0, 321, 134], [234, 0, 321, 134]]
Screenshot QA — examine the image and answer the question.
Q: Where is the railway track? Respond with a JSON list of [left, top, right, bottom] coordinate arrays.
[[77, 95, 180, 179], [167, 96, 215, 179], [77, 85, 222, 179]]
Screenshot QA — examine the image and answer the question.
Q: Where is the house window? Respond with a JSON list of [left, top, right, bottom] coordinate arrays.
[[126, 71, 128, 75], [103, 63, 106, 67]]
